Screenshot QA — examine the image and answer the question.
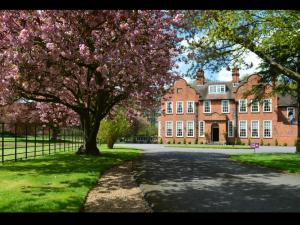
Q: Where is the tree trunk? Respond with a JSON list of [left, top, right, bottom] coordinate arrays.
[[76, 114, 101, 155], [107, 136, 115, 149], [296, 80, 300, 153]]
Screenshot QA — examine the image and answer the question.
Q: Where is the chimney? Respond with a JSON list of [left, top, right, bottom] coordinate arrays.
[[232, 67, 239, 83], [196, 69, 205, 85]]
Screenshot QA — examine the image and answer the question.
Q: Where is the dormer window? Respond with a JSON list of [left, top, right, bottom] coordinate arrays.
[[233, 83, 239, 87], [208, 85, 225, 94]]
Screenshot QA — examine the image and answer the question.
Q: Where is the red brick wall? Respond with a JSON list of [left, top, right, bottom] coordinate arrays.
[[159, 74, 298, 146]]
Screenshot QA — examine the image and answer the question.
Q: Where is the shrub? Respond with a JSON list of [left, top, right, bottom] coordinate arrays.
[[260, 139, 264, 146], [173, 139, 175, 144], [188, 141, 191, 144], [267, 143, 270, 146], [242, 142, 245, 145], [247, 138, 251, 145], [284, 142, 287, 146], [167, 141, 171, 144], [294, 139, 300, 146], [200, 141, 203, 144], [195, 139, 198, 144], [183, 139, 186, 144], [177, 141, 181, 144], [275, 139, 278, 146]]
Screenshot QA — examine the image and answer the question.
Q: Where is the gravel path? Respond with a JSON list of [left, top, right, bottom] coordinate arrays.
[[83, 161, 152, 212]]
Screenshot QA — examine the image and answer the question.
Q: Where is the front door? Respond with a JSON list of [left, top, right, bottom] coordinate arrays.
[[212, 124, 219, 142]]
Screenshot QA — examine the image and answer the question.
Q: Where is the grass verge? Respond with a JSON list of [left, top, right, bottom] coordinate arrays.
[[0, 145, 140, 212], [230, 153, 300, 173], [164, 144, 251, 149]]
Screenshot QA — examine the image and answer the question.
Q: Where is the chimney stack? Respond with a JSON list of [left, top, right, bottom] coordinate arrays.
[[196, 69, 205, 85], [232, 67, 239, 83]]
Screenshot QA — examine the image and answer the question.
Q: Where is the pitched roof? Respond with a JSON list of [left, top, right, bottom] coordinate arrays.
[[189, 81, 237, 100], [278, 94, 297, 106]]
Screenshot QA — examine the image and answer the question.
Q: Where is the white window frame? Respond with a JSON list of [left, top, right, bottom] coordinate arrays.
[[239, 120, 247, 138], [263, 99, 272, 112], [186, 121, 194, 137], [233, 83, 239, 87], [203, 100, 211, 113], [176, 101, 184, 114], [287, 107, 295, 118], [208, 85, 226, 94], [165, 121, 173, 137], [239, 99, 247, 113], [158, 121, 161, 137], [199, 121, 205, 137], [227, 120, 234, 137], [251, 120, 259, 138], [186, 101, 195, 114], [263, 120, 272, 138], [250, 100, 260, 113], [166, 101, 173, 114], [176, 121, 183, 137], [221, 100, 230, 113]]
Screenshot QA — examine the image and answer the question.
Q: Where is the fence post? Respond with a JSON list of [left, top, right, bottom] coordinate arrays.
[[59, 129, 61, 152], [14, 124, 17, 161], [34, 125, 37, 158], [48, 127, 51, 155], [64, 128, 66, 152], [2, 123, 4, 163], [25, 125, 28, 159], [54, 129, 56, 154], [42, 126, 44, 156]]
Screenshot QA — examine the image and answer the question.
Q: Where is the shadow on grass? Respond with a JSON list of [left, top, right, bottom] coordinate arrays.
[[0, 148, 138, 175]]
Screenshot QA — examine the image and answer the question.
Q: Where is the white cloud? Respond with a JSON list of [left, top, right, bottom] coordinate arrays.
[[217, 51, 263, 81]]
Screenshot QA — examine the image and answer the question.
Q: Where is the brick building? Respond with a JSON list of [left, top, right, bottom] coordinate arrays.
[[158, 68, 298, 146]]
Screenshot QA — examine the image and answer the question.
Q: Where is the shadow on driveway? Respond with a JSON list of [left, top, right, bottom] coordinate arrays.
[[132, 151, 300, 212]]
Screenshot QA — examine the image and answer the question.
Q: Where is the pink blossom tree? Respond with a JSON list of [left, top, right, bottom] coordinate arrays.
[[0, 10, 181, 155]]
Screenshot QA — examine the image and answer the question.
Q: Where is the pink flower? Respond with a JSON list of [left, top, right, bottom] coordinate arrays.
[[18, 29, 30, 44], [46, 43, 55, 51], [120, 23, 129, 30]]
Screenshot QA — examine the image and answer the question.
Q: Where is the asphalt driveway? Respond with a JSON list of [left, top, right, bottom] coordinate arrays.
[[116, 144, 300, 212]]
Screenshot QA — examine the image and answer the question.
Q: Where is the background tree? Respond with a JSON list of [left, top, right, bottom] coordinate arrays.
[[0, 10, 182, 155], [179, 10, 300, 152], [97, 107, 131, 149]]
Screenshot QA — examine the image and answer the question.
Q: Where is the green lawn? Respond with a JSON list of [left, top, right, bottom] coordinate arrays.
[[0, 145, 140, 212], [230, 153, 300, 173], [165, 144, 251, 149]]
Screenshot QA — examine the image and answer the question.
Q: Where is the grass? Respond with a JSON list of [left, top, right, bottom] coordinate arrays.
[[0, 144, 140, 212], [230, 153, 300, 173], [164, 144, 251, 149]]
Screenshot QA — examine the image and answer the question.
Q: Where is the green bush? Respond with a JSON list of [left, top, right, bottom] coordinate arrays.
[[173, 139, 175, 144], [183, 139, 186, 144], [294, 139, 300, 146], [242, 142, 245, 145], [275, 139, 278, 146], [260, 139, 264, 146], [178, 141, 181, 144], [200, 141, 203, 144], [267, 143, 270, 146], [188, 141, 191, 144], [160, 138, 163, 144], [195, 139, 198, 144], [284, 142, 287, 146], [247, 138, 251, 145], [167, 141, 171, 144]]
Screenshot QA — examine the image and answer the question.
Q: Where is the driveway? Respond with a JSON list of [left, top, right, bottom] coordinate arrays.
[[116, 144, 300, 212]]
